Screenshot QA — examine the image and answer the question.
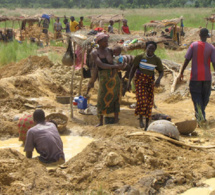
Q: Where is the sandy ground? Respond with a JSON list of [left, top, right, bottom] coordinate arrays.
[[1, 28, 215, 194]]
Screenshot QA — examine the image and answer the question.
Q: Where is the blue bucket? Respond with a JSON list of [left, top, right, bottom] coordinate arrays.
[[77, 96, 87, 109]]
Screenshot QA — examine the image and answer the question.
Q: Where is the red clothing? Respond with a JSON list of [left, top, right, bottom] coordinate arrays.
[[18, 115, 34, 142], [94, 27, 104, 32], [122, 26, 130, 34], [185, 41, 215, 81]]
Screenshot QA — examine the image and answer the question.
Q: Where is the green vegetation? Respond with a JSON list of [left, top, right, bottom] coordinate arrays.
[[0, 41, 38, 66], [0, 0, 214, 8], [0, 8, 213, 31]]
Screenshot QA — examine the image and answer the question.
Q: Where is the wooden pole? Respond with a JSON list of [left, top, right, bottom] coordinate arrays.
[[70, 41, 76, 118], [118, 21, 121, 34], [18, 20, 22, 41], [78, 48, 85, 96], [12, 21, 15, 40], [212, 22, 214, 43]]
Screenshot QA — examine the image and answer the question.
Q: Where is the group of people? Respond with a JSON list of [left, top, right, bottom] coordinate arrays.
[[87, 27, 215, 130], [41, 16, 84, 45], [108, 19, 131, 34], [53, 16, 84, 39], [17, 22, 215, 165], [88, 32, 163, 129], [0, 29, 14, 42]]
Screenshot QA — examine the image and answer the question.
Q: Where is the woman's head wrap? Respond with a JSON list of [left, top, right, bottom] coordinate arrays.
[[95, 33, 109, 44], [146, 41, 157, 50]]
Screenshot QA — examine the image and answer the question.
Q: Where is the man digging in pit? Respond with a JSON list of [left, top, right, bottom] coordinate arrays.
[[24, 109, 65, 165]]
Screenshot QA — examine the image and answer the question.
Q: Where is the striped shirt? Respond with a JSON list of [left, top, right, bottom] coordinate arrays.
[[139, 59, 157, 71], [185, 41, 215, 81]]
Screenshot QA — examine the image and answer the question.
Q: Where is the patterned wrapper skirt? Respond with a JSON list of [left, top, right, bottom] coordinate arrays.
[[97, 69, 120, 116], [18, 115, 34, 142], [135, 73, 154, 118]]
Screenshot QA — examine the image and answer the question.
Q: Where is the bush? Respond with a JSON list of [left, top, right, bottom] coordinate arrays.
[[119, 4, 125, 10]]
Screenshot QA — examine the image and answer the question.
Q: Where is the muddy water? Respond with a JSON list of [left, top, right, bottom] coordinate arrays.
[[181, 178, 215, 195], [0, 135, 94, 162]]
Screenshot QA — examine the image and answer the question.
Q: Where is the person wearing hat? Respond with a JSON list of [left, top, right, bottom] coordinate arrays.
[[70, 16, 79, 32], [180, 28, 215, 123]]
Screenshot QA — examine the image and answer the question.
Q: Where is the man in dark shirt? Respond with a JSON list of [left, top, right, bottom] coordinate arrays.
[[24, 109, 65, 164]]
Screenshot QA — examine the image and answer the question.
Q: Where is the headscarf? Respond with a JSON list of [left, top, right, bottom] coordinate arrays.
[[95, 32, 109, 44]]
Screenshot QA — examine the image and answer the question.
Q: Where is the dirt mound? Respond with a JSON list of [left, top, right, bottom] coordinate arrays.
[[0, 97, 38, 112], [164, 93, 183, 103], [0, 56, 53, 79], [14, 78, 46, 97], [0, 149, 72, 194], [0, 86, 9, 99], [63, 135, 215, 194], [18, 24, 54, 42], [0, 120, 17, 138]]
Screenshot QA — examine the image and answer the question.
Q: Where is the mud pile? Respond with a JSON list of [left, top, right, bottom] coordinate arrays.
[[19, 24, 54, 42], [0, 55, 89, 137], [0, 149, 72, 194], [0, 56, 54, 79], [62, 134, 215, 194]]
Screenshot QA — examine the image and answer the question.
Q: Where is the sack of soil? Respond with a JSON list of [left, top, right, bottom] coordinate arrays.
[[62, 39, 74, 66]]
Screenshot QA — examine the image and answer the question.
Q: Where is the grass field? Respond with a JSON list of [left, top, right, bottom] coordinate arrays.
[[0, 8, 214, 66], [0, 8, 214, 31], [0, 41, 38, 66]]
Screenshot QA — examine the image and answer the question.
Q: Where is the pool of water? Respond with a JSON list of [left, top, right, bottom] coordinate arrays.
[[0, 135, 94, 162]]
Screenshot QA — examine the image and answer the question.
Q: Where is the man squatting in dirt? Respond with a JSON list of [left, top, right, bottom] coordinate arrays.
[[180, 28, 215, 124], [24, 109, 65, 165]]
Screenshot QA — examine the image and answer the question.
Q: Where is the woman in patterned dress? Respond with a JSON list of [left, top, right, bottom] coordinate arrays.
[[127, 41, 164, 130]]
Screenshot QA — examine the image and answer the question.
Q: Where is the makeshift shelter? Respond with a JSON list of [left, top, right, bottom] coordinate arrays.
[[143, 17, 184, 44], [205, 14, 215, 42], [87, 14, 125, 33], [66, 31, 172, 118]]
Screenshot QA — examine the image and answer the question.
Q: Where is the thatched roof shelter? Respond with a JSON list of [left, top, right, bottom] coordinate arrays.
[[68, 30, 171, 50], [143, 17, 183, 29], [205, 14, 215, 23], [87, 14, 125, 33], [205, 14, 215, 42], [0, 16, 9, 22], [88, 14, 124, 24]]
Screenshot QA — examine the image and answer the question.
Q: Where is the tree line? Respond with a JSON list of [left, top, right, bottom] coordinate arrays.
[[0, 0, 214, 9]]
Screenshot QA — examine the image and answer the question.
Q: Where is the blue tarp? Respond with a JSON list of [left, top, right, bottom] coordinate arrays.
[[41, 14, 50, 21]]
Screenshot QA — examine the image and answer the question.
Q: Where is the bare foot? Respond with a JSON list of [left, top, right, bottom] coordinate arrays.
[[96, 123, 103, 127]]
